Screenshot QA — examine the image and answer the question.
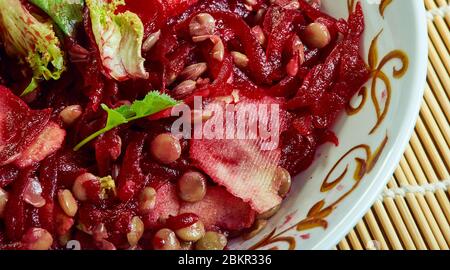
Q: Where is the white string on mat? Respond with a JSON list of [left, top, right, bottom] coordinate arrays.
[[377, 179, 450, 200], [426, 4, 450, 20]]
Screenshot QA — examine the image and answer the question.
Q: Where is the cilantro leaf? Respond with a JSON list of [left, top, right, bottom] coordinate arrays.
[[74, 91, 178, 151], [129, 91, 180, 119]]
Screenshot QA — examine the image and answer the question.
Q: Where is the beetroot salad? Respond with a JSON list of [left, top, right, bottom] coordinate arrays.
[[0, 0, 370, 250]]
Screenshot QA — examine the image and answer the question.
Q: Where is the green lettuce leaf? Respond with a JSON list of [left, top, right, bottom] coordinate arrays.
[[0, 0, 66, 96], [86, 0, 148, 81], [74, 91, 179, 150], [30, 0, 84, 36]]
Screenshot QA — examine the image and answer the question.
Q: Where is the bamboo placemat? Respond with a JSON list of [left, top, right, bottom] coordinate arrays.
[[336, 0, 450, 250]]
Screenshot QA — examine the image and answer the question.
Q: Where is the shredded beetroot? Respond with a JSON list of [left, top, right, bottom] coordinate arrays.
[[166, 213, 200, 230], [94, 130, 122, 177], [0, 0, 370, 249], [116, 133, 147, 202], [3, 167, 37, 241]]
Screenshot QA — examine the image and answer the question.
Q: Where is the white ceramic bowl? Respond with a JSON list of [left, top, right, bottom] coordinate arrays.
[[230, 0, 428, 250]]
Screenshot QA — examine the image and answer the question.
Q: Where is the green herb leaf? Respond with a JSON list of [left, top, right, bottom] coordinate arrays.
[[129, 91, 180, 119], [30, 0, 85, 36], [74, 91, 178, 151]]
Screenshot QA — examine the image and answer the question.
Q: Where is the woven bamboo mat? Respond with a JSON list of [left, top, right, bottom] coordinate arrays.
[[336, 0, 450, 250]]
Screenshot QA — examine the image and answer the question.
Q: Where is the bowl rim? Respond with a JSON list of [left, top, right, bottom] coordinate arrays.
[[310, 0, 429, 250]]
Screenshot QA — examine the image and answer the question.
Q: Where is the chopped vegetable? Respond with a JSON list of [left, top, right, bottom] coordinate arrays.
[[99, 176, 116, 199], [116, 134, 146, 202], [0, 0, 66, 96], [29, 0, 85, 36], [0, 85, 51, 166], [74, 91, 178, 150], [142, 182, 180, 229], [180, 186, 256, 231], [14, 122, 66, 168], [86, 0, 149, 81]]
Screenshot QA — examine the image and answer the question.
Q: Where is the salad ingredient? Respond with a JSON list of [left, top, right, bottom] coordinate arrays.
[[0, 0, 65, 96], [55, 212, 74, 236], [72, 173, 98, 201], [211, 37, 225, 61], [150, 133, 182, 164], [99, 175, 116, 199], [177, 171, 207, 203], [95, 131, 122, 176], [142, 30, 161, 52], [92, 223, 108, 241], [180, 241, 194, 250], [190, 135, 282, 214], [143, 182, 180, 229], [127, 216, 144, 247], [302, 21, 331, 49], [29, 0, 84, 36], [167, 213, 200, 230], [138, 187, 157, 214], [97, 239, 117, 250], [59, 105, 83, 126], [275, 167, 292, 197], [174, 220, 206, 242], [14, 122, 66, 168], [152, 228, 181, 250], [179, 63, 208, 81], [189, 13, 216, 39], [0, 188, 8, 218], [0, 86, 52, 166], [172, 80, 197, 99], [86, 0, 148, 81], [21, 228, 53, 250], [23, 178, 45, 208], [116, 134, 146, 201], [57, 189, 78, 217], [231, 51, 250, 68], [195, 231, 227, 250], [251, 26, 266, 46], [180, 186, 256, 231], [74, 91, 178, 150]]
